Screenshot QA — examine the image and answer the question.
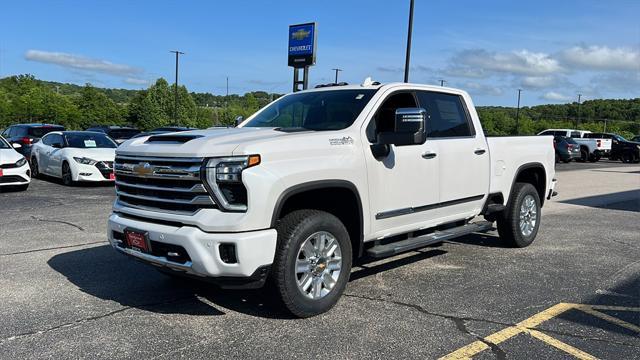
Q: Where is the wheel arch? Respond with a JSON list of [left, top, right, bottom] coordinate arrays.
[[271, 180, 365, 258], [510, 162, 547, 207]]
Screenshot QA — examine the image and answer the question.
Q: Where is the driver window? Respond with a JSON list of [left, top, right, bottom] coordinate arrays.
[[42, 135, 53, 146], [366, 92, 417, 142]]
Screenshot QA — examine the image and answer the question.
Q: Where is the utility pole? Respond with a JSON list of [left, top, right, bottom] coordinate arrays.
[[403, 0, 415, 83], [170, 50, 185, 125], [576, 93, 582, 127], [225, 76, 229, 123], [439, 79, 446, 87], [331, 68, 342, 84], [515, 89, 522, 135]]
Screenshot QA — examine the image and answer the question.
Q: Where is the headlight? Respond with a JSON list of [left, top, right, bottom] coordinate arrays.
[[204, 155, 261, 211], [73, 157, 97, 165], [15, 157, 27, 167]]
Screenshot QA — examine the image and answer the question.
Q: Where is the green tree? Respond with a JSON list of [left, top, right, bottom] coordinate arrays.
[[74, 84, 123, 128]]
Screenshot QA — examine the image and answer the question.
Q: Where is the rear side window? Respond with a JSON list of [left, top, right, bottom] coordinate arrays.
[[416, 91, 474, 138], [41, 134, 54, 145], [29, 126, 65, 138], [570, 131, 582, 138]]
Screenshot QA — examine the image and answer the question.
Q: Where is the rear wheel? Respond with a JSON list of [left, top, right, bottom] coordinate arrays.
[[62, 162, 74, 186], [579, 148, 589, 162], [272, 209, 352, 318], [497, 183, 541, 248], [621, 152, 634, 163], [14, 184, 29, 191]]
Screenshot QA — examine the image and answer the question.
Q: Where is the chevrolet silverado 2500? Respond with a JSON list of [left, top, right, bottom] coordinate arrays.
[[108, 81, 557, 317]]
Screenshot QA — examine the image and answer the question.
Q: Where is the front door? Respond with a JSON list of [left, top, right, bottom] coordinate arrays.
[[363, 90, 440, 239]]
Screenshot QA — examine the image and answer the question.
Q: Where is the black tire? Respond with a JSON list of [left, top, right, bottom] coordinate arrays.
[[14, 184, 29, 191], [62, 162, 74, 186], [271, 209, 352, 318], [497, 183, 541, 248], [579, 148, 589, 162], [621, 152, 633, 163], [562, 159, 571, 163], [31, 157, 40, 178], [588, 153, 599, 162]]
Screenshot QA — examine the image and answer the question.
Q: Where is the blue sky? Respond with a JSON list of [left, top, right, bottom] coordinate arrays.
[[1, 0, 638, 106]]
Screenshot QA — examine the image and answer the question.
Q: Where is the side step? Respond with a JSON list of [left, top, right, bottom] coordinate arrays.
[[366, 221, 494, 258]]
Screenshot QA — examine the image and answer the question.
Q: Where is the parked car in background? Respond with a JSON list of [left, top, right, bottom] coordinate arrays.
[[1, 123, 65, 159], [553, 136, 581, 163], [0, 135, 31, 191], [537, 129, 611, 162], [584, 132, 640, 163], [85, 126, 141, 144], [132, 126, 197, 139], [631, 135, 640, 142], [31, 131, 117, 185]]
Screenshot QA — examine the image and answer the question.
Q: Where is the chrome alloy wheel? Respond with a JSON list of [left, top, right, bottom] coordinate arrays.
[[295, 231, 343, 300], [519, 194, 538, 236]]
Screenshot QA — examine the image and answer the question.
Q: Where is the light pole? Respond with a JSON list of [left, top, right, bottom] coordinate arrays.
[[170, 50, 185, 125], [403, 0, 415, 83], [515, 89, 522, 135], [439, 79, 446, 87], [331, 68, 342, 84], [576, 93, 582, 127]]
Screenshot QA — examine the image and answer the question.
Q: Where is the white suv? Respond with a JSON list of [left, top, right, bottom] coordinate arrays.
[[0, 136, 31, 191]]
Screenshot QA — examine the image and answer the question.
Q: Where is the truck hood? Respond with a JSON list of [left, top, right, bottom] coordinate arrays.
[[116, 127, 292, 158]]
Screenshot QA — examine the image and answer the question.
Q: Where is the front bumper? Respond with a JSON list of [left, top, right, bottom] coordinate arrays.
[[75, 163, 114, 182], [107, 212, 277, 287], [0, 163, 31, 186]]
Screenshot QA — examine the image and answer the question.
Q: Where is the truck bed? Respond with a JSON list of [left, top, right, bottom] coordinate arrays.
[[487, 136, 556, 202]]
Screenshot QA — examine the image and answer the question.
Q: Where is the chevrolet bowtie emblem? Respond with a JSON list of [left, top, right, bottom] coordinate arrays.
[[291, 28, 310, 41], [132, 162, 153, 176]]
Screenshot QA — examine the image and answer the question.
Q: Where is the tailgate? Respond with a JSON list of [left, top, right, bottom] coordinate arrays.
[[596, 139, 612, 150]]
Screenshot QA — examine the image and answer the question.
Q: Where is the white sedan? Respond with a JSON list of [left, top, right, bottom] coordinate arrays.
[[0, 135, 31, 191], [31, 131, 116, 186]]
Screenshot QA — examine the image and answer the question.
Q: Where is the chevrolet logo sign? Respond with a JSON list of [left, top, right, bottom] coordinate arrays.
[[132, 162, 154, 177], [291, 28, 310, 41]]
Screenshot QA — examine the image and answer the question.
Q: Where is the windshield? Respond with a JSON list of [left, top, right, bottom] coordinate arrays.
[[64, 133, 117, 149], [243, 89, 377, 131], [0, 136, 9, 149]]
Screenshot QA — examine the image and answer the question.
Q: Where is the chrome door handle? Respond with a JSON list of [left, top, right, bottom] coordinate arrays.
[[474, 149, 486, 155], [421, 152, 437, 159]]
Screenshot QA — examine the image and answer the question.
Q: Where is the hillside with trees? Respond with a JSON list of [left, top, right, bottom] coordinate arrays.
[[0, 74, 638, 137]]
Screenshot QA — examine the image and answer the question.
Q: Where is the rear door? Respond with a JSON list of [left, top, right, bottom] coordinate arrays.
[[47, 134, 65, 176], [416, 91, 490, 219], [38, 134, 54, 174]]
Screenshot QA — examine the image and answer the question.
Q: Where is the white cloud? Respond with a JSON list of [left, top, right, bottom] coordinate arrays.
[[560, 45, 640, 71], [463, 81, 503, 96], [541, 91, 573, 102], [123, 77, 149, 85], [25, 50, 141, 76], [450, 49, 563, 76], [521, 76, 557, 89]]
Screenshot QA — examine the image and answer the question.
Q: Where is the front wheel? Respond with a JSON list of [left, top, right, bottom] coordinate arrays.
[[62, 162, 74, 186], [31, 157, 40, 178], [272, 210, 352, 318], [497, 183, 541, 248]]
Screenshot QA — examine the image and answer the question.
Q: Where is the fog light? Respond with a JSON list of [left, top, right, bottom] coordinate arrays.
[[219, 244, 237, 264]]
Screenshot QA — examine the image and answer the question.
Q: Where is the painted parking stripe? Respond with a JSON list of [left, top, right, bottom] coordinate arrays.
[[440, 303, 640, 360]]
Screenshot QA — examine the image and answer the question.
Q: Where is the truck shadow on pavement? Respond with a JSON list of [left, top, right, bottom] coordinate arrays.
[[47, 244, 455, 319]]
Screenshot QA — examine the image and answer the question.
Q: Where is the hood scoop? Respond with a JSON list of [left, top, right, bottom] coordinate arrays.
[[146, 134, 204, 144]]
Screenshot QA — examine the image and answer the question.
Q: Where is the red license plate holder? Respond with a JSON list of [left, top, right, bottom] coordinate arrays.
[[124, 229, 150, 253]]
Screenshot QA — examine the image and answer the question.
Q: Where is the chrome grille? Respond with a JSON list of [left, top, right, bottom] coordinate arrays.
[[114, 155, 216, 214]]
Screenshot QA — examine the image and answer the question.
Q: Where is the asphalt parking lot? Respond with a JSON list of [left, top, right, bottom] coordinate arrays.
[[1, 161, 639, 359]]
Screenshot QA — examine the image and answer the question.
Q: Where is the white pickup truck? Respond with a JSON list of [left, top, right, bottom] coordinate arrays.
[[108, 81, 557, 317], [538, 129, 612, 162]]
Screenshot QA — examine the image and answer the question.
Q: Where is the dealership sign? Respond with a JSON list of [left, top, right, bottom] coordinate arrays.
[[288, 22, 316, 67]]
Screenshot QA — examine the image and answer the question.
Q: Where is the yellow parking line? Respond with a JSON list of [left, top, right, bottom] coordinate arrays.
[[587, 305, 640, 312], [440, 302, 640, 359], [575, 306, 640, 333], [524, 329, 597, 360]]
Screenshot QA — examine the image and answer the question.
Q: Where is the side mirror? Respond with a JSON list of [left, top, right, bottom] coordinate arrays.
[[12, 142, 22, 149], [378, 107, 427, 146], [235, 116, 244, 127]]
